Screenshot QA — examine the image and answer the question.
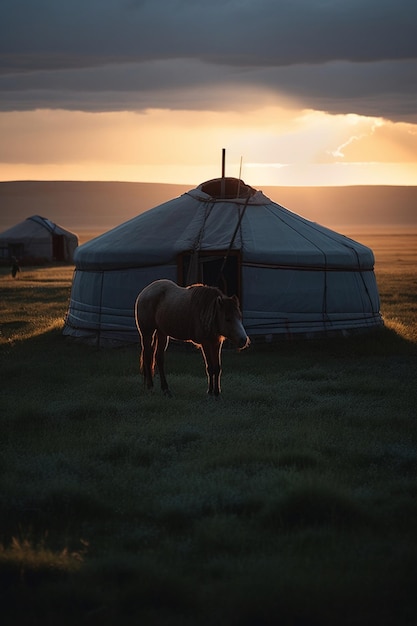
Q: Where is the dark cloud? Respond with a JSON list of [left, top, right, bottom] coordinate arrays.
[[2, 0, 416, 69], [0, 58, 415, 122], [0, 0, 416, 120]]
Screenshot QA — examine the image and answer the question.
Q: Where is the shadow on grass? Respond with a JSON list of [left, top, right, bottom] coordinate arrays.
[[260, 483, 371, 531], [247, 324, 416, 359]]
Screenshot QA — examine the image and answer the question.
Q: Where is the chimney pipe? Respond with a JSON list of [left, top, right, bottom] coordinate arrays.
[[221, 148, 226, 197]]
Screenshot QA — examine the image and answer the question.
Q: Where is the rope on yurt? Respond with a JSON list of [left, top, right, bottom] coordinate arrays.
[[321, 252, 330, 329], [186, 201, 216, 285], [341, 241, 376, 314], [97, 270, 105, 349], [215, 194, 250, 290], [268, 209, 333, 329]]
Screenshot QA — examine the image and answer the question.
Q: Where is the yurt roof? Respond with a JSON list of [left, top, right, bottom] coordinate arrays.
[[0, 215, 77, 240], [74, 178, 375, 272], [64, 177, 382, 343]]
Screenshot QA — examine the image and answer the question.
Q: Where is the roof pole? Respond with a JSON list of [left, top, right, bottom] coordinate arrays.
[[237, 156, 243, 198], [221, 148, 226, 198]]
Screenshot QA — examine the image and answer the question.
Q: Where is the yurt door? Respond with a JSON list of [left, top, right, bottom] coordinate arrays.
[[52, 234, 65, 261], [178, 250, 241, 300]]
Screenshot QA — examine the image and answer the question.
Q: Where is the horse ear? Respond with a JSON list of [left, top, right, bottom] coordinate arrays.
[[216, 295, 223, 307]]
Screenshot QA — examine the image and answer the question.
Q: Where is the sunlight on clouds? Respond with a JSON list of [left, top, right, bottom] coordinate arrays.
[[0, 107, 416, 186], [329, 117, 384, 159], [335, 120, 417, 163]]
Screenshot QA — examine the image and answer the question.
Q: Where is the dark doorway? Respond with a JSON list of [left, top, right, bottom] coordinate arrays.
[[52, 235, 65, 261], [177, 250, 241, 299]]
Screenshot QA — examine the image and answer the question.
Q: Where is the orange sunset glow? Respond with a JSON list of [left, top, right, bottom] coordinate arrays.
[[1, 107, 417, 187], [1, 0, 416, 232]]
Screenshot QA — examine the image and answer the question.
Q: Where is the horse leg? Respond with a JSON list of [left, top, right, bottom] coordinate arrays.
[[140, 331, 156, 390], [202, 340, 223, 396], [155, 331, 171, 396]]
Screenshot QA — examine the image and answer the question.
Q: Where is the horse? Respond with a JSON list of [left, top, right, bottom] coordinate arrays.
[[135, 279, 250, 396]]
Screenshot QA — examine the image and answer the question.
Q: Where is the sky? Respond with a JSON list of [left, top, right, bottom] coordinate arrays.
[[1, 0, 417, 187]]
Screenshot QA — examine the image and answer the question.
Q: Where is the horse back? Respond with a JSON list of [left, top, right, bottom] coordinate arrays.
[[135, 280, 194, 339]]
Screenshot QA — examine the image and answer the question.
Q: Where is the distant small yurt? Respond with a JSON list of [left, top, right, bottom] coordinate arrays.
[[63, 178, 383, 344], [0, 215, 78, 262]]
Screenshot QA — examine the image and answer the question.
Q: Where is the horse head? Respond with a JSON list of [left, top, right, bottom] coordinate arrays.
[[216, 294, 250, 350]]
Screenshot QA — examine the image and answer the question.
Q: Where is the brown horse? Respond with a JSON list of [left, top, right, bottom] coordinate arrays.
[[135, 279, 250, 396]]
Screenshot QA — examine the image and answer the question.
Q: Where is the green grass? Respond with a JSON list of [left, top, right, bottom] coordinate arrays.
[[1, 265, 417, 625]]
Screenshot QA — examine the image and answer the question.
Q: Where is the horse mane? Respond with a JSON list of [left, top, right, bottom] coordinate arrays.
[[189, 284, 223, 335]]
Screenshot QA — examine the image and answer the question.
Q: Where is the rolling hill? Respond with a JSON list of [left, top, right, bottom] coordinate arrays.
[[1, 180, 416, 233]]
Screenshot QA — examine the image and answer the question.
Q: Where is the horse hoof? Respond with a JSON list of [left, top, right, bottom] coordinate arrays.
[[163, 389, 173, 398]]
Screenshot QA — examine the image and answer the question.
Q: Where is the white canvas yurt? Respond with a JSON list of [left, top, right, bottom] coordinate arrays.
[[0, 215, 78, 262], [63, 178, 383, 344]]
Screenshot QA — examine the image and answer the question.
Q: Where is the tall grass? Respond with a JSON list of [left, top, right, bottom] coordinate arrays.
[[1, 264, 417, 625]]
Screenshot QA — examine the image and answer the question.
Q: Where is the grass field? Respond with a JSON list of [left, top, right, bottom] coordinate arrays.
[[1, 232, 416, 625]]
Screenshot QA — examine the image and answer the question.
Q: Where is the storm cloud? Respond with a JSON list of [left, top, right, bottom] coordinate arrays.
[[1, 0, 416, 121]]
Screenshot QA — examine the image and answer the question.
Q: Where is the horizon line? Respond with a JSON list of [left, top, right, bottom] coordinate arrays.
[[1, 179, 417, 188]]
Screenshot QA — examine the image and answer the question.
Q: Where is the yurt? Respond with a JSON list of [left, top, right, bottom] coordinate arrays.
[[0, 215, 78, 263], [63, 178, 383, 345]]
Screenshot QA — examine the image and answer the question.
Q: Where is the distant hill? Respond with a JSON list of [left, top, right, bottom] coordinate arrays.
[[1, 181, 416, 233], [0, 181, 190, 232]]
